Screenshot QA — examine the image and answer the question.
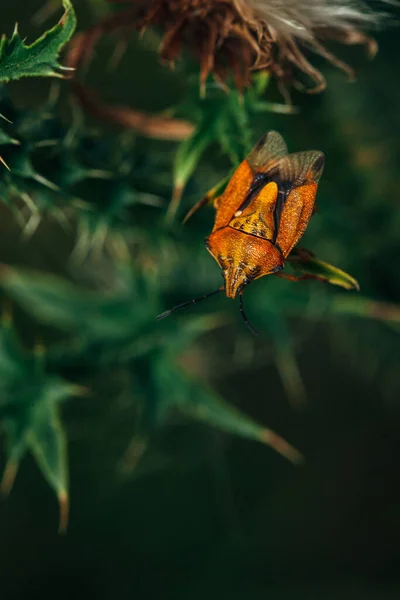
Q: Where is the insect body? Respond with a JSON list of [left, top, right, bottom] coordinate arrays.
[[157, 131, 324, 332], [206, 131, 324, 298]]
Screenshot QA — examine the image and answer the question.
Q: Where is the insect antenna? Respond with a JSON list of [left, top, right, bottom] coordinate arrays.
[[156, 287, 224, 320], [239, 292, 258, 336]]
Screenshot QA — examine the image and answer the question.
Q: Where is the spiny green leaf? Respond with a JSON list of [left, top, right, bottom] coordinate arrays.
[[155, 359, 303, 464], [0, 128, 19, 146], [1, 379, 75, 530], [0, 0, 76, 83], [125, 345, 302, 470], [0, 263, 227, 368], [0, 89, 169, 237], [0, 155, 10, 170], [261, 308, 306, 407], [0, 315, 36, 387], [27, 399, 69, 532], [0, 318, 78, 529], [0, 416, 29, 495], [2, 146, 60, 190], [169, 113, 217, 221], [179, 389, 302, 464], [0, 265, 158, 341], [0, 111, 12, 124]]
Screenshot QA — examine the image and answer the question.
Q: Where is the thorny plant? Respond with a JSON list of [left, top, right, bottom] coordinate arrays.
[[0, 0, 398, 529]]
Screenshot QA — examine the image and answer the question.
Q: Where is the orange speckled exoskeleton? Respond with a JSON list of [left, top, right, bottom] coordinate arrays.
[[157, 131, 325, 333]]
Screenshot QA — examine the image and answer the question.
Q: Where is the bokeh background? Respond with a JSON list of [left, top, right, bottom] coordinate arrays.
[[1, 1, 400, 599]]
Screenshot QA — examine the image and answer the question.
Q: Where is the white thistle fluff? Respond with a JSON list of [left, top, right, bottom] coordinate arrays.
[[247, 0, 391, 41]]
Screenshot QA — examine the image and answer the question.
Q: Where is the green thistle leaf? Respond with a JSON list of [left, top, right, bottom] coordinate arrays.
[[170, 111, 218, 221], [0, 319, 78, 530], [0, 129, 19, 146], [0, 266, 154, 344], [154, 359, 303, 464], [261, 307, 306, 407], [27, 396, 70, 532], [0, 0, 76, 83]]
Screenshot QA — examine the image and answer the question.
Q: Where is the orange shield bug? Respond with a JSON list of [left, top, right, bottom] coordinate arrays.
[[157, 131, 325, 333]]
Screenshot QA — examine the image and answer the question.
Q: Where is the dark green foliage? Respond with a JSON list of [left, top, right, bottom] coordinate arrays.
[[0, 2, 399, 543], [0, 0, 76, 83], [0, 4, 399, 600], [0, 310, 76, 530], [170, 72, 286, 219]]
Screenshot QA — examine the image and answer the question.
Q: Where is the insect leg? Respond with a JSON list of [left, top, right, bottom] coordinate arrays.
[[182, 194, 213, 224], [274, 272, 321, 283], [182, 174, 230, 224]]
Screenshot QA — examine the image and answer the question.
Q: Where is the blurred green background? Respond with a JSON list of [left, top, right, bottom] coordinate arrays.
[[0, 1, 400, 599]]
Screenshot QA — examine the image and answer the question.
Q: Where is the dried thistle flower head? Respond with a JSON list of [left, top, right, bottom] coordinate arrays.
[[120, 0, 390, 92]]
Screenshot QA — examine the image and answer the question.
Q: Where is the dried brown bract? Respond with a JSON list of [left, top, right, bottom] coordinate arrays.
[[109, 0, 390, 92], [133, 0, 274, 91]]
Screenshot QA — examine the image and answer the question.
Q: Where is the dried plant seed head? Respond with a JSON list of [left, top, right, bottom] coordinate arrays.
[[115, 0, 392, 91]]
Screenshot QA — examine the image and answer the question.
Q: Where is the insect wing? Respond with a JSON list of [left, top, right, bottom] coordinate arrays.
[[213, 131, 287, 231], [278, 150, 325, 188], [247, 131, 288, 173], [275, 151, 325, 257], [212, 131, 289, 231], [212, 159, 254, 231]]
